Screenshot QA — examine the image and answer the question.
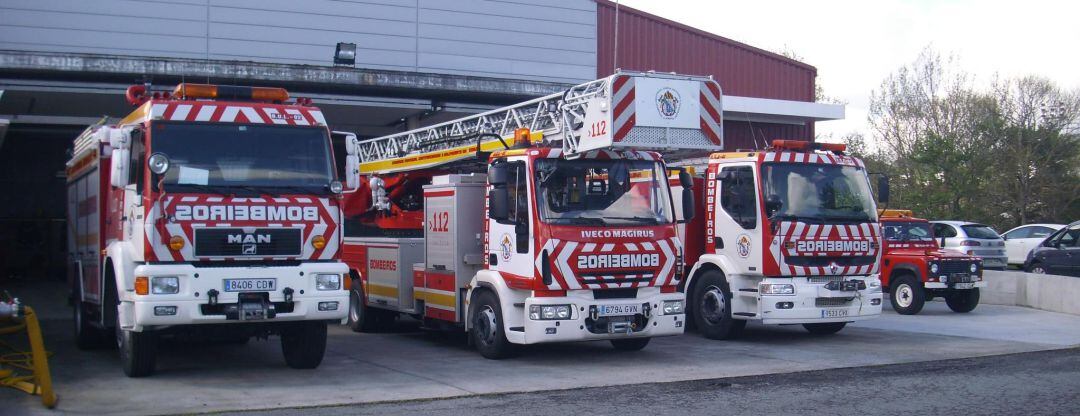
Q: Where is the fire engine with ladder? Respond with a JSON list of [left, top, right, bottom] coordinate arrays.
[[672, 140, 886, 338], [66, 83, 352, 376], [338, 71, 722, 358]]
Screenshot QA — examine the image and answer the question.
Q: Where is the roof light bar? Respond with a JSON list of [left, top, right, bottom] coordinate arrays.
[[771, 139, 847, 153], [171, 83, 290, 102]]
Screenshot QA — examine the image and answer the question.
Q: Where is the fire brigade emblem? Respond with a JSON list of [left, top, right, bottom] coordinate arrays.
[[500, 233, 514, 261], [736, 234, 752, 258], [655, 87, 681, 119]]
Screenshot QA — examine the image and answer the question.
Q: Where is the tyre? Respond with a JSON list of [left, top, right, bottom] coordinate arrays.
[[889, 275, 926, 315], [346, 284, 377, 333], [280, 321, 328, 369], [690, 270, 746, 340], [945, 288, 980, 313], [469, 290, 516, 359], [115, 307, 157, 377], [610, 338, 651, 351], [1027, 262, 1046, 274], [803, 322, 847, 335], [74, 300, 107, 350]]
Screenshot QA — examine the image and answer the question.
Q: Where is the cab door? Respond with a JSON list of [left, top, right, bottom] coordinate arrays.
[[712, 164, 762, 274], [487, 160, 535, 285]]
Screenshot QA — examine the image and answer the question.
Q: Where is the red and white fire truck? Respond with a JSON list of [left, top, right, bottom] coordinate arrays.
[[339, 72, 723, 358], [674, 140, 885, 338], [66, 83, 351, 376]]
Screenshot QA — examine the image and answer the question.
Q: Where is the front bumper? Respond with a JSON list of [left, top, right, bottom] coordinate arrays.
[[758, 276, 882, 325], [925, 281, 987, 289], [125, 262, 348, 331], [517, 289, 685, 344]]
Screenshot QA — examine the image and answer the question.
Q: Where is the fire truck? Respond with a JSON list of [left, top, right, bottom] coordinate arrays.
[[673, 140, 885, 338], [66, 83, 351, 377], [339, 71, 723, 358], [878, 209, 984, 314]]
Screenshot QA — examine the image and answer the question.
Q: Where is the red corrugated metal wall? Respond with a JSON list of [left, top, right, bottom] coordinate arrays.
[[596, 0, 816, 102], [595, 1, 817, 143]]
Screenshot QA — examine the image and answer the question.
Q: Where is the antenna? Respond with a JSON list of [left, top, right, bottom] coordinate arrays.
[[612, 0, 620, 74]]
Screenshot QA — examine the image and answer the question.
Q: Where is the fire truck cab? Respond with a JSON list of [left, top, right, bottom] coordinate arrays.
[[341, 72, 723, 358], [66, 84, 351, 377], [675, 140, 885, 338], [878, 209, 984, 314]]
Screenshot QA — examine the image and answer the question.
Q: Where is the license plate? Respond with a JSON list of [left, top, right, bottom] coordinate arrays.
[[597, 304, 641, 317], [223, 278, 276, 292], [954, 282, 975, 289], [821, 309, 849, 318]]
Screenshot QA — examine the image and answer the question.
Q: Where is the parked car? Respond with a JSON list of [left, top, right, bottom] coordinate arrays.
[[930, 221, 1008, 270], [1001, 224, 1065, 266], [1024, 221, 1080, 277]]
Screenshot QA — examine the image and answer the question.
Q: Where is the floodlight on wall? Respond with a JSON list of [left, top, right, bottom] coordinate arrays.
[[334, 42, 357, 66]]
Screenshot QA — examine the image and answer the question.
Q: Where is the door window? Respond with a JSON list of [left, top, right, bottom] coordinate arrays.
[[1004, 227, 1031, 239], [1029, 227, 1055, 239], [932, 223, 957, 238], [129, 131, 145, 193], [719, 166, 757, 229]]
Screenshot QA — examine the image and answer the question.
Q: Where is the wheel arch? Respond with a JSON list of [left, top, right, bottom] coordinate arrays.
[[682, 254, 734, 294]]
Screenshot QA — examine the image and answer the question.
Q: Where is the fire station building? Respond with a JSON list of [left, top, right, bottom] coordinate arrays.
[[0, 0, 841, 279]]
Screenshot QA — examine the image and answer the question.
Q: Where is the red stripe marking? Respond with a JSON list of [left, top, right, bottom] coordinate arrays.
[[161, 104, 178, 120], [612, 88, 635, 121], [613, 114, 635, 141], [706, 81, 721, 97], [612, 75, 630, 93], [424, 190, 455, 197], [425, 270, 457, 292], [425, 307, 457, 322]]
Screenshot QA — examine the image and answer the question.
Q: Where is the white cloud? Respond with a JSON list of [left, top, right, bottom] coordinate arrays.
[[617, 0, 1080, 140]]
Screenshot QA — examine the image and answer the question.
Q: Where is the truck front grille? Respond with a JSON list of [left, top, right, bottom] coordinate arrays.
[[194, 228, 303, 257], [815, 297, 851, 307], [938, 261, 975, 275]]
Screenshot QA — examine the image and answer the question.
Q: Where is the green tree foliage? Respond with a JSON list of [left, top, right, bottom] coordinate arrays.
[[847, 49, 1080, 231]]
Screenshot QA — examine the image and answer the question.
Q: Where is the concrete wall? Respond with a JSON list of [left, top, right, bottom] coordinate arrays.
[[0, 0, 596, 83], [981, 270, 1080, 315]]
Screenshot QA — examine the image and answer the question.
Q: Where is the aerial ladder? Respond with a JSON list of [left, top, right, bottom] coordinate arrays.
[[339, 71, 725, 359]]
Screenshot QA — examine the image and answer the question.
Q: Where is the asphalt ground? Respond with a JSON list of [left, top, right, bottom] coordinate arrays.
[[229, 347, 1080, 416], [2, 280, 1079, 415]]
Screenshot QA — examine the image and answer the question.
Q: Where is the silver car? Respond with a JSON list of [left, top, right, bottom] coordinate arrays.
[[930, 221, 1008, 269]]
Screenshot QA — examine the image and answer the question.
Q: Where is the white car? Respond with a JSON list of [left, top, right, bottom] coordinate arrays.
[[930, 221, 1009, 269], [1001, 223, 1065, 266]]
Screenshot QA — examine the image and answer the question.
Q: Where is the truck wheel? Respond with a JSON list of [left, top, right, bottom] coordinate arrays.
[[946, 288, 980, 313], [347, 285, 377, 333], [610, 338, 651, 351], [115, 311, 158, 377], [281, 321, 328, 369], [691, 270, 745, 340], [802, 322, 847, 335], [889, 275, 925, 315], [74, 300, 107, 350], [469, 290, 515, 359]]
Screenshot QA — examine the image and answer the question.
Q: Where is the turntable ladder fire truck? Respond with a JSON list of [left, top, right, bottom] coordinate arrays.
[[66, 83, 352, 377], [671, 140, 886, 338], [340, 71, 724, 358]]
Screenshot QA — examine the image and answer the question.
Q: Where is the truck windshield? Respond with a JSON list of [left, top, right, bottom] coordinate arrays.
[[151, 123, 334, 193], [762, 162, 877, 222], [882, 221, 933, 241], [534, 159, 673, 225]]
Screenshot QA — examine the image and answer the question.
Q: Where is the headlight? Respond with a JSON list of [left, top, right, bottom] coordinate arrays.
[[529, 304, 571, 320], [662, 300, 684, 315], [760, 283, 795, 295], [315, 273, 341, 291], [930, 263, 939, 274], [970, 263, 978, 273], [151, 276, 179, 294]]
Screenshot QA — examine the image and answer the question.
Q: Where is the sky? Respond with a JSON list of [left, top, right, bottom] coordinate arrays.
[[618, 0, 1080, 141]]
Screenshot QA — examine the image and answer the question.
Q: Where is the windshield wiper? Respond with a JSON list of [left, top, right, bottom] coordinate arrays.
[[552, 217, 607, 226], [770, 214, 824, 224], [168, 183, 234, 196], [605, 216, 662, 224]]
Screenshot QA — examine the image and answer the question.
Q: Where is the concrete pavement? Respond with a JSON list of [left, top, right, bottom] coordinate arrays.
[[2, 297, 1079, 415]]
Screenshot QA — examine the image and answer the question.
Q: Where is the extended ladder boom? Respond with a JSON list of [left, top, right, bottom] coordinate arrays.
[[354, 71, 725, 175]]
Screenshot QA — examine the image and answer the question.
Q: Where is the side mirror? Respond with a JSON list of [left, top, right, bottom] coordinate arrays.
[[488, 187, 509, 222], [681, 188, 695, 222], [678, 169, 693, 189], [488, 163, 509, 186], [105, 127, 131, 189], [877, 176, 890, 204], [765, 194, 783, 218], [716, 170, 733, 180], [337, 131, 361, 191]]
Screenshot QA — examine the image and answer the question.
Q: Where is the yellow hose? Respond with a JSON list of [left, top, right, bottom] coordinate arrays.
[[0, 306, 58, 408]]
